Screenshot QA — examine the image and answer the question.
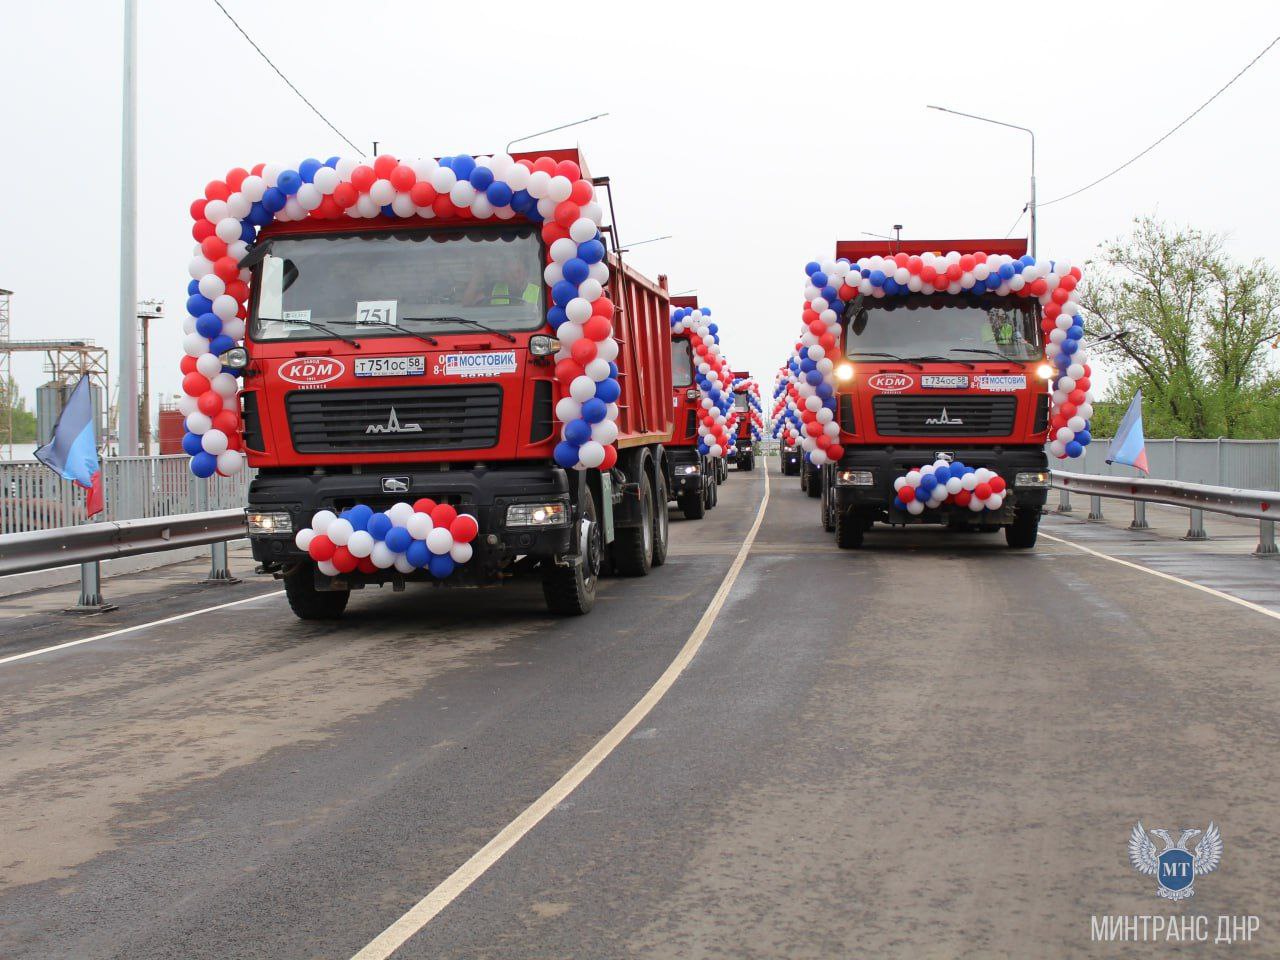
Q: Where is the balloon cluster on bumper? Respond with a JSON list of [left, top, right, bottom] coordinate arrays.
[[293, 500, 479, 578], [671, 306, 735, 459], [796, 251, 1092, 462], [892, 460, 1007, 515], [183, 152, 619, 477]]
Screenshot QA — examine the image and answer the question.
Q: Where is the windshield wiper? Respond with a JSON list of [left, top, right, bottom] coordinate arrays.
[[951, 348, 1020, 362], [906, 355, 975, 369], [275, 317, 361, 348], [353, 321, 438, 346], [845, 351, 923, 369], [404, 316, 517, 344]]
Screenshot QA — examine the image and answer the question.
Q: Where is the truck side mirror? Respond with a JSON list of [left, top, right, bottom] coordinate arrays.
[[257, 254, 284, 320]]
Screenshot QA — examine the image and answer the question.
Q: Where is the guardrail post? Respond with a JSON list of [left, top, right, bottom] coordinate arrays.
[[69, 561, 117, 613], [1256, 520, 1278, 558], [1183, 508, 1208, 541], [1087, 495, 1104, 521], [202, 539, 242, 585], [1056, 488, 1072, 513], [1129, 501, 1150, 530]]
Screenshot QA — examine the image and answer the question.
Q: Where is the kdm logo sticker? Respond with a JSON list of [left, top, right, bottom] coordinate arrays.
[[867, 373, 915, 392], [278, 357, 345, 386]]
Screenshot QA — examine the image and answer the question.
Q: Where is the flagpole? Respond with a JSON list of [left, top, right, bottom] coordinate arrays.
[[117, 0, 139, 455]]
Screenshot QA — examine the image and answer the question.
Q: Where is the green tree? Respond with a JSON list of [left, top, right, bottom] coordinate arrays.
[[1, 377, 37, 444], [1077, 216, 1280, 438]]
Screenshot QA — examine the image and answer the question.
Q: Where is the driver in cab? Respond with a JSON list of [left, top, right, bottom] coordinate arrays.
[[463, 254, 540, 309]]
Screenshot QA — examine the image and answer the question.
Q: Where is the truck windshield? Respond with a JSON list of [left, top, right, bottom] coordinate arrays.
[[250, 225, 546, 342], [844, 294, 1041, 362], [671, 339, 694, 387], [734, 393, 750, 411]]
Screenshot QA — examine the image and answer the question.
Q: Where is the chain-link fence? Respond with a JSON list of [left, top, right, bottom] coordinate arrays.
[[0, 456, 252, 535]]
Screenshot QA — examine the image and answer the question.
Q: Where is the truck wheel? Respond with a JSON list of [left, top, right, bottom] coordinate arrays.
[[543, 489, 600, 615], [706, 474, 718, 509], [800, 464, 809, 492], [806, 466, 822, 499], [821, 478, 834, 532], [612, 471, 654, 577], [679, 489, 705, 520], [284, 563, 350, 621], [834, 507, 864, 549], [739, 453, 754, 472], [651, 470, 670, 567], [1005, 509, 1040, 549]]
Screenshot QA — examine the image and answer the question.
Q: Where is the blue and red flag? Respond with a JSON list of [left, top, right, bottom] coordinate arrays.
[[1106, 389, 1149, 475], [35, 376, 104, 516]]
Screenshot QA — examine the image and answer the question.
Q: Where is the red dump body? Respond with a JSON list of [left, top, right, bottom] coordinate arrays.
[[239, 149, 673, 469]]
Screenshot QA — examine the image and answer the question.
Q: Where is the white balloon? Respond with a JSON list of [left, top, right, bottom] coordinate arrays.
[[547, 175, 573, 203], [391, 193, 416, 218], [406, 513, 433, 540], [556, 397, 582, 422], [183, 333, 211, 357], [311, 510, 337, 534], [543, 262, 564, 286], [577, 279, 602, 302], [570, 375, 597, 402], [585, 359, 611, 382], [594, 338, 618, 362], [550, 238, 578, 262], [201, 427, 229, 454], [203, 199, 229, 224], [526, 170, 552, 198], [370, 542, 398, 569], [294, 528, 316, 552], [386, 502, 415, 527], [185, 412, 212, 435], [223, 318, 246, 340], [426, 527, 454, 555], [570, 218, 598, 243], [393, 554, 416, 574], [327, 518, 353, 546], [907, 499, 925, 515], [577, 441, 605, 469], [212, 294, 238, 320], [591, 419, 618, 445], [317, 559, 340, 577], [312, 166, 339, 195], [370, 179, 395, 205], [196, 353, 222, 378], [450, 542, 473, 564], [347, 530, 375, 558]]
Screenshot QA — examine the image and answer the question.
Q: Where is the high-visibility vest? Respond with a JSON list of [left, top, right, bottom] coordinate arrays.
[[491, 281, 540, 305]]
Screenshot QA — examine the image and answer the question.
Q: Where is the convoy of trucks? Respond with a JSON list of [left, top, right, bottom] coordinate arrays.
[[182, 150, 1083, 621]]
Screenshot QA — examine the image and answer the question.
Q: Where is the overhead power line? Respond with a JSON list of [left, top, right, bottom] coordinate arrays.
[[1041, 34, 1280, 207], [210, 0, 363, 155]]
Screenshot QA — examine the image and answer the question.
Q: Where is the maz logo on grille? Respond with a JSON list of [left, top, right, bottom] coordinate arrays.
[[925, 407, 964, 425], [366, 408, 422, 434]]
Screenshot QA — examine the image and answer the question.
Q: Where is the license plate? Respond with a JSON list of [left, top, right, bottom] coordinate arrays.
[[921, 375, 969, 389], [354, 356, 425, 377]]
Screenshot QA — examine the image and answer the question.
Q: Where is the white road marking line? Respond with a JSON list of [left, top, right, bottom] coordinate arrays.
[[1040, 532, 1280, 622], [0, 590, 286, 667], [351, 468, 772, 960]]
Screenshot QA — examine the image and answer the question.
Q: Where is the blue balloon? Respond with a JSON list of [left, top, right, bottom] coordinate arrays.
[[196, 313, 222, 339], [578, 239, 605, 264], [594, 378, 621, 404], [562, 258, 590, 285], [209, 335, 235, 356], [381, 204, 396, 218], [564, 418, 592, 445], [525, 206, 544, 223], [816, 383, 833, 399], [186, 294, 213, 317], [581, 398, 607, 424], [428, 554, 455, 578], [1066, 325, 1083, 340], [248, 201, 273, 226], [547, 306, 568, 330], [469, 165, 494, 191], [298, 158, 322, 183], [486, 181, 513, 207], [1077, 430, 1092, 446], [870, 269, 886, 287], [551, 281, 579, 306], [1065, 440, 1083, 458], [821, 285, 838, 302], [805, 261, 821, 276], [325, 156, 340, 168], [384, 526, 412, 553], [893, 497, 905, 510], [883, 278, 900, 295], [451, 155, 476, 181], [920, 473, 937, 490], [367, 513, 393, 541], [606, 360, 619, 379], [181, 431, 204, 457], [510, 190, 534, 213], [406, 540, 430, 569], [806, 369, 823, 386], [811, 272, 828, 289], [187, 279, 200, 295], [347, 504, 374, 531], [1061, 339, 1078, 355], [190, 452, 217, 478], [934, 466, 951, 484], [261, 187, 287, 214], [999, 263, 1015, 280], [240, 221, 257, 243], [554, 441, 580, 468], [277, 170, 302, 195]]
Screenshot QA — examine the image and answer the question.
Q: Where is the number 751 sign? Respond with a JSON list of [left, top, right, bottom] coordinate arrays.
[[355, 300, 397, 325]]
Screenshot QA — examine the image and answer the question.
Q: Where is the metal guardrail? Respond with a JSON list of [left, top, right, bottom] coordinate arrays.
[[0, 509, 248, 611], [1051, 470, 1278, 557]]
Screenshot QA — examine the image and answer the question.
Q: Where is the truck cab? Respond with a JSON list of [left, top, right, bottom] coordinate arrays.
[[820, 239, 1052, 548], [727, 371, 757, 472], [664, 296, 719, 519]]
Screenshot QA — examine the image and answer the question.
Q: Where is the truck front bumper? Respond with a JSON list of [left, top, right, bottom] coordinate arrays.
[[830, 446, 1050, 519], [666, 448, 705, 499], [246, 466, 573, 586]]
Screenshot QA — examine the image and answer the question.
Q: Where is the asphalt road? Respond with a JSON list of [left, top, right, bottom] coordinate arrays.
[[1, 460, 1277, 958]]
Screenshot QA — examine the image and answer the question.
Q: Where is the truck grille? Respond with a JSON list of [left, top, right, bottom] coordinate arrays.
[[286, 385, 502, 453], [872, 395, 1017, 437]]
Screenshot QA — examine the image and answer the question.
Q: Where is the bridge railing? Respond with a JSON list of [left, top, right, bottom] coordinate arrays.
[[1056, 438, 1280, 490]]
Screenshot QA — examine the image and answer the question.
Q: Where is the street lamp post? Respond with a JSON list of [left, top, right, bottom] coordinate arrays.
[[118, 0, 139, 455], [927, 105, 1036, 258]]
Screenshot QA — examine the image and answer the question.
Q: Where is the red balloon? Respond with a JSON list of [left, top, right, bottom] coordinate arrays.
[[570, 179, 593, 205], [212, 410, 239, 433], [389, 164, 416, 191], [431, 194, 458, 219], [413, 497, 437, 514], [200, 236, 227, 261], [225, 167, 249, 191], [974, 482, 992, 500], [373, 154, 398, 178], [570, 339, 597, 366], [805, 421, 821, 437], [190, 198, 208, 221], [430, 503, 457, 528], [409, 181, 437, 206], [1076, 377, 1091, 392], [900, 485, 916, 503], [600, 444, 618, 470], [357, 556, 378, 574], [553, 201, 580, 228], [451, 514, 479, 543], [1068, 389, 1085, 405], [250, 162, 266, 176], [308, 534, 335, 562], [1060, 274, 1077, 291], [1044, 302, 1061, 319], [180, 355, 198, 375], [591, 297, 614, 319], [827, 444, 844, 460], [959, 254, 976, 272], [192, 219, 215, 242], [205, 180, 230, 202], [213, 256, 239, 282], [894, 252, 910, 268], [1051, 286, 1069, 305], [933, 272, 950, 290], [839, 283, 857, 300], [331, 545, 358, 573], [819, 333, 837, 351], [531, 157, 556, 175], [1051, 414, 1066, 430], [197, 391, 222, 416], [1061, 402, 1078, 418], [183, 372, 211, 396], [556, 159, 582, 180], [224, 431, 242, 451], [555, 358, 585, 382], [906, 255, 922, 274], [808, 320, 825, 336], [945, 263, 962, 281], [920, 265, 937, 284], [989, 476, 1007, 494], [1029, 278, 1048, 297], [802, 309, 819, 325], [333, 183, 358, 208], [954, 489, 972, 507], [582, 316, 611, 342], [816, 434, 831, 449], [226, 278, 249, 303], [350, 165, 376, 192]]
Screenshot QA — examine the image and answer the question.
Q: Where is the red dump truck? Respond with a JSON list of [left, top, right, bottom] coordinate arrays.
[[726, 371, 759, 472], [227, 148, 674, 618], [665, 296, 721, 518], [810, 239, 1056, 549]]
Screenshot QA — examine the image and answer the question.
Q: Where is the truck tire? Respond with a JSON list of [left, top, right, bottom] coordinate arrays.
[[806, 465, 822, 499], [543, 489, 601, 615], [799, 464, 809, 492], [821, 477, 834, 532], [284, 563, 350, 620], [834, 507, 864, 549], [1005, 509, 1040, 549], [651, 469, 670, 567], [706, 474, 718, 509], [739, 452, 754, 472], [612, 471, 654, 577], [679, 490, 705, 520]]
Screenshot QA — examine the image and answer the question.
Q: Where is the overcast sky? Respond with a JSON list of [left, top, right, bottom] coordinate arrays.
[[2, 0, 1277, 417]]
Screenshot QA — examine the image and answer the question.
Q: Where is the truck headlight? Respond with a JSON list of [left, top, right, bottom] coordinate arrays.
[[680, 464, 700, 475], [836, 363, 854, 381], [836, 470, 874, 486], [1015, 471, 1050, 488], [529, 335, 560, 356], [220, 346, 249, 371], [1036, 363, 1054, 380], [506, 501, 569, 527], [246, 510, 292, 535], [685, 388, 699, 400]]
